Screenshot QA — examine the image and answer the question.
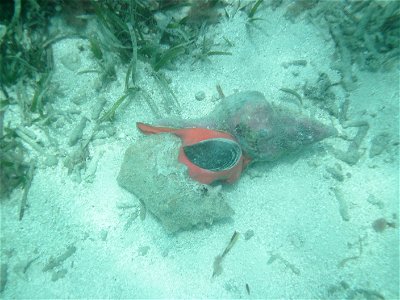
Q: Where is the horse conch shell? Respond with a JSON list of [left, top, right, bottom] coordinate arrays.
[[157, 91, 337, 162]]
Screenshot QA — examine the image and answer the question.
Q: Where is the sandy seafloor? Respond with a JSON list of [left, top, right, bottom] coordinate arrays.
[[1, 3, 399, 299]]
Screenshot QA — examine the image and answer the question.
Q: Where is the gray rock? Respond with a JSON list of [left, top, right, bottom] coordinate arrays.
[[195, 91, 206, 101], [369, 132, 390, 158], [117, 134, 234, 232]]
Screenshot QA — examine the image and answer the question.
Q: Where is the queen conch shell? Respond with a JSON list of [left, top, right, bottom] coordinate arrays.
[[159, 91, 337, 162]]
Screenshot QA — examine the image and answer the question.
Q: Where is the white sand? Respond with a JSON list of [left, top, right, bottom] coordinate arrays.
[[1, 3, 399, 299]]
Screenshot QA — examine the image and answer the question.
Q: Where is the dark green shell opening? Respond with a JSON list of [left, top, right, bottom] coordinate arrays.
[[183, 138, 242, 171]]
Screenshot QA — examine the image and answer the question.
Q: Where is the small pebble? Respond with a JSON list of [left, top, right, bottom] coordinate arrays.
[[211, 94, 220, 103], [60, 54, 81, 72], [195, 91, 206, 101], [0, 263, 7, 293], [161, 249, 169, 257], [138, 246, 150, 256], [372, 218, 388, 232], [91, 97, 107, 120], [244, 229, 254, 240], [369, 132, 390, 158], [367, 194, 384, 209], [326, 163, 344, 182], [51, 269, 68, 282], [44, 154, 58, 167], [164, 75, 172, 84], [71, 90, 87, 105], [100, 229, 108, 241], [105, 126, 116, 137]]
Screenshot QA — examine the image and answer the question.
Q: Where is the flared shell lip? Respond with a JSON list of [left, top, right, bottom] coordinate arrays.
[[136, 122, 249, 184]]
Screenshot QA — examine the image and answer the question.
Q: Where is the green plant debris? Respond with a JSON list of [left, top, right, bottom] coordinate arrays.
[[15, 128, 44, 154], [325, 163, 344, 182], [216, 84, 225, 99], [98, 90, 136, 123], [83, 150, 103, 183], [13, 256, 40, 280], [41, 33, 85, 49], [51, 268, 68, 282], [116, 202, 136, 209], [19, 162, 35, 221], [369, 132, 391, 158], [338, 237, 364, 268], [16, 126, 37, 141], [30, 72, 52, 115], [284, 0, 318, 22], [0, 0, 64, 197], [153, 43, 187, 72], [367, 194, 384, 209], [267, 253, 300, 275], [139, 201, 147, 221], [222, 36, 234, 47], [245, 283, 250, 295], [347, 289, 385, 300], [124, 210, 139, 231], [14, 256, 40, 275], [68, 116, 88, 147], [212, 231, 239, 278], [331, 187, 350, 221], [0, 0, 54, 87], [126, 22, 137, 86], [64, 143, 90, 177], [138, 89, 162, 118], [248, 0, 264, 19], [153, 72, 181, 116], [116, 199, 140, 231], [331, 121, 369, 165], [282, 59, 308, 68], [338, 97, 350, 124], [303, 73, 339, 116], [97, 56, 117, 88], [307, 1, 400, 82], [206, 51, 232, 56], [124, 60, 136, 91], [193, 35, 232, 64], [77, 69, 101, 75], [91, 97, 107, 120], [279, 87, 303, 105], [0, 127, 30, 197], [92, 2, 131, 62], [90, 0, 221, 78], [89, 35, 103, 60], [43, 245, 77, 272], [0, 263, 7, 293], [328, 282, 385, 300]]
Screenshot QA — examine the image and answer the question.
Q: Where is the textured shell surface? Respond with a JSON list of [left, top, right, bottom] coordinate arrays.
[[204, 91, 335, 161], [156, 91, 336, 162]]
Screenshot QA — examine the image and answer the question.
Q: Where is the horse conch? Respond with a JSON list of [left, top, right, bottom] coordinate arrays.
[[154, 90, 337, 162], [117, 90, 337, 231]]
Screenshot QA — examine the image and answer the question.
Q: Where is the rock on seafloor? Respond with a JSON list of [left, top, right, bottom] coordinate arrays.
[[117, 134, 234, 232]]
